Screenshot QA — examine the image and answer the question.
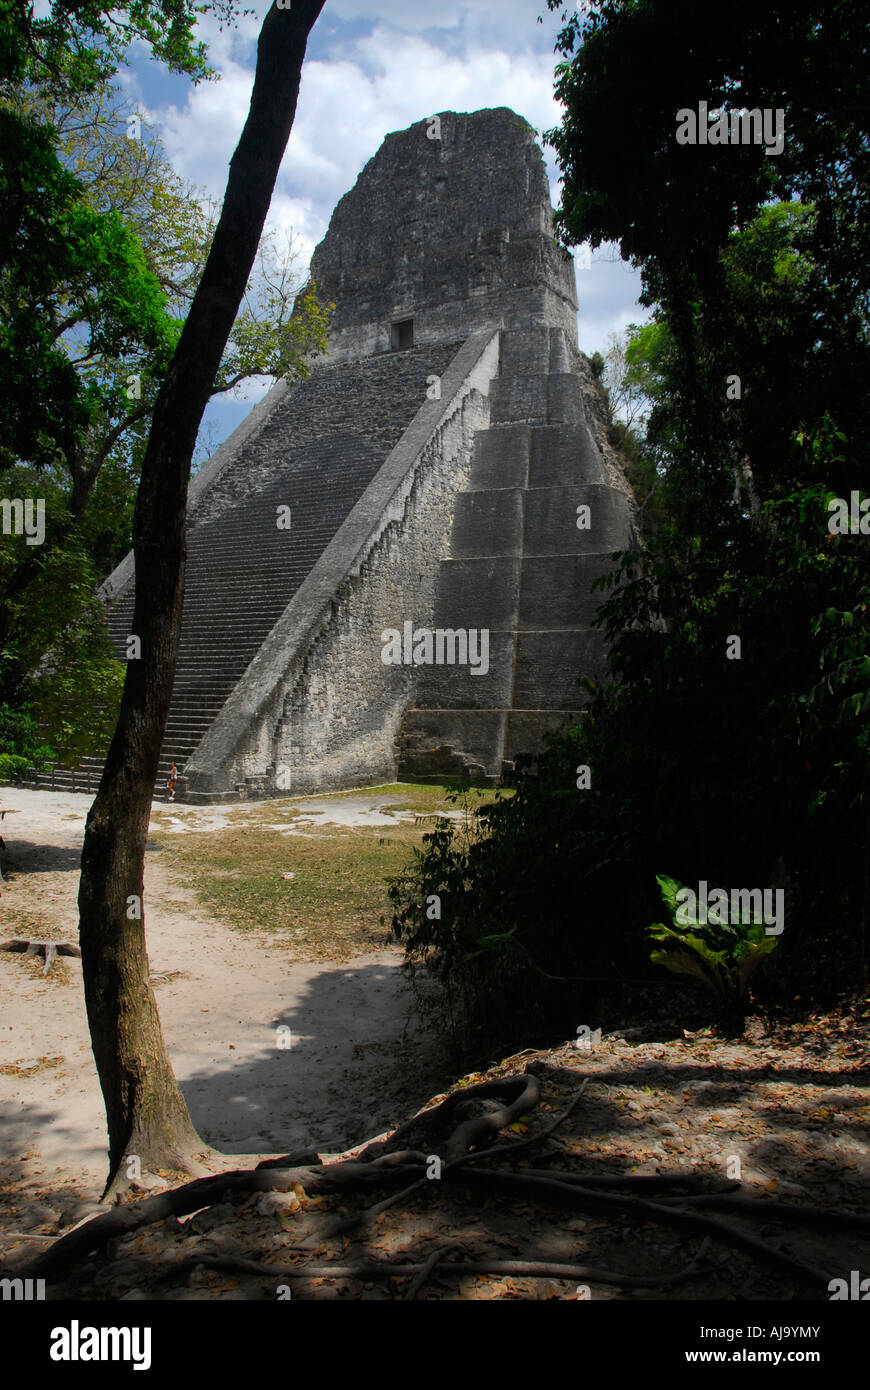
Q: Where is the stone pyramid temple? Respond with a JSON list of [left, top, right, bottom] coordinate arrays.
[[75, 107, 636, 800]]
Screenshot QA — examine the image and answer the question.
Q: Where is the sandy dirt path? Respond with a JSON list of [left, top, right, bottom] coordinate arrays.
[[0, 790, 448, 1222]]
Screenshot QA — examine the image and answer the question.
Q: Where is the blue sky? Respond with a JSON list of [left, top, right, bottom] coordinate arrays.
[[116, 0, 649, 449]]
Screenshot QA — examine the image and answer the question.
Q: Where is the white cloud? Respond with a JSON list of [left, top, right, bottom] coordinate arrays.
[[322, 0, 563, 44], [148, 19, 568, 256], [227, 0, 564, 43], [157, 58, 253, 194], [140, 3, 644, 371]]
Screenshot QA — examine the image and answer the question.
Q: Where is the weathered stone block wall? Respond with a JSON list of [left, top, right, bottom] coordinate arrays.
[[89, 106, 637, 803], [397, 324, 637, 784], [184, 331, 500, 797], [100, 344, 463, 606], [306, 108, 578, 364], [274, 388, 492, 793]]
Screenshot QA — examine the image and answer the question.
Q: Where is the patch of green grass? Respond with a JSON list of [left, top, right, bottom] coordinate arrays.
[[158, 784, 512, 963], [292, 782, 445, 801]]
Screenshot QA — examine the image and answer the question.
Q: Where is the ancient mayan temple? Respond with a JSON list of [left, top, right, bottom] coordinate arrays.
[[87, 107, 636, 800]]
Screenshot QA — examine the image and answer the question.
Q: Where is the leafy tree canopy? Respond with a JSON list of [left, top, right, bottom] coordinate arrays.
[[0, 3, 330, 770], [390, 1, 870, 1051]]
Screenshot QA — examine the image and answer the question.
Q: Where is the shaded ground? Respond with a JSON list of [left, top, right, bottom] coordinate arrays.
[[1, 786, 867, 1300], [6, 1015, 869, 1302], [0, 786, 460, 1232]]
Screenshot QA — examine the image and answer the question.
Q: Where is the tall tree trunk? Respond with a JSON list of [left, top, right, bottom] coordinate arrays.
[[856, 767, 861, 984], [77, 0, 327, 1197]]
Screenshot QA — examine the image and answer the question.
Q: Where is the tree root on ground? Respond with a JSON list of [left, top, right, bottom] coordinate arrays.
[[1, 938, 81, 975], [453, 1169, 834, 1290], [4, 1067, 860, 1297], [654, 1191, 870, 1230], [516, 1167, 741, 1194], [126, 1243, 713, 1298], [8, 1159, 423, 1280]]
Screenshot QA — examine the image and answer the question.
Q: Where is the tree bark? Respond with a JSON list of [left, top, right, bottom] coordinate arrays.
[[843, 659, 870, 990], [76, 0, 327, 1197]]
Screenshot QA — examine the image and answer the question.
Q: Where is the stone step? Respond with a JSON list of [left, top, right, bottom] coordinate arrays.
[[397, 708, 506, 780], [396, 705, 585, 782], [431, 552, 620, 631], [529, 424, 605, 487], [489, 372, 586, 427], [48, 342, 468, 798], [468, 424, 531, 489], [497, 325, 575, 376], [169, 695, 238, 706], [523, 483, 633, 555], [433, 557, 521, 629], [468, 421, 604, 490], [516, 553, 623, 629], [446, 482, 632, 560], [449, 489, 524, 557], [409, 626, 606, 712]]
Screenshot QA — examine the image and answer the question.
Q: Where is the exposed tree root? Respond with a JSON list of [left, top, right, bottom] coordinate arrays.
[[100, 1145, 216, 1204], [304, 1173, 428, 1247], [453, 1169, 834, 1291], [4, 1068, 858, 1297], [460, 1078, 588, 1165], [655, 1191, 870, 1230], [355, 1072, 541, 1163], [0, 939, 81, 975], [517, 1168, 742, 1194], [402, 1245, 456, 1300], [117, 1244, 713, 1297], [308, 1075, 580, 1245], [441, 1073, 540, 1161], [9, 1158, 423, 1280]]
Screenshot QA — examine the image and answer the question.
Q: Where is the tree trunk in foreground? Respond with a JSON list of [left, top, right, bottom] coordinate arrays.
[[77, 0, 327, 1197]]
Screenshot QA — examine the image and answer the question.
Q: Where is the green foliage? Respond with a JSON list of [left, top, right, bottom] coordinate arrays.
[[10, 551, 125, 766], [0, 149, 178, 474], [390, 5, 870, 1050], [546, 0, 870, 324], [0, 1, 232, 100], [216, 270, 332, 392], [0, 465, 126, 764], [601, 322, 670, 530], [387, 787, 530, 1050], [0, 703, 54, 782], [647, 875, 778, 1010], [388, 742, 664, 1057], [0, 17, 331, 766]]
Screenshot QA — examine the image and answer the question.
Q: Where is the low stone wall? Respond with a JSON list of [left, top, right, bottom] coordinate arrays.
[[183, 329, 500, 798]]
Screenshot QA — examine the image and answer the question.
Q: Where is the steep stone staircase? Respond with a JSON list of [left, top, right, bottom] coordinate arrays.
[[397, 325, 636, 783], [27, 342, 462, 797]]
